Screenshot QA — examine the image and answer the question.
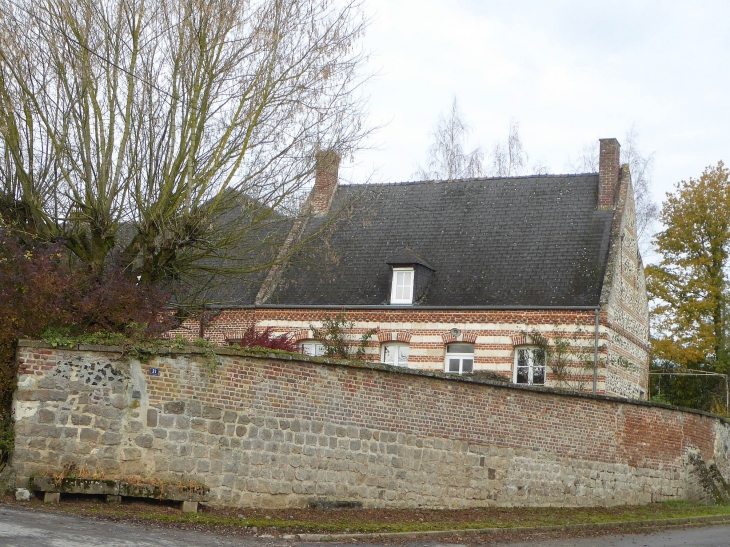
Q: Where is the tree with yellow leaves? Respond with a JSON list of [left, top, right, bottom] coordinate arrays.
[[647, 162, 730, 375]]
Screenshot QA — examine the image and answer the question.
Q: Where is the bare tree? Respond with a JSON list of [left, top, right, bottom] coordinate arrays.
[[414, 97, 484, 180], [0, 0, 370, 291], [489, 119, 526, 177], [570, 143, 599, 173], [622, 127, 659, 249], [488, 119, 548, 177], [569, 127, 658, 254]]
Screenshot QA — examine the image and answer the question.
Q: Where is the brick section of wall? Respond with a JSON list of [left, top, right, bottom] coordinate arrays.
[[12, 344, 729, 509]]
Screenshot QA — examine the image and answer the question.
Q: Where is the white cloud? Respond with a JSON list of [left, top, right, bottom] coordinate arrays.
[[343, 0, 730, 207]]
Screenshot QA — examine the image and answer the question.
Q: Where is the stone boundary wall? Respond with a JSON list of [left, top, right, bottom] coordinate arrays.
[[11, 342, 730, 509]]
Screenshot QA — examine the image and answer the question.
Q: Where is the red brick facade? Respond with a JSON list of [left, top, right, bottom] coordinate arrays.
[[170, 308, 626, 395]]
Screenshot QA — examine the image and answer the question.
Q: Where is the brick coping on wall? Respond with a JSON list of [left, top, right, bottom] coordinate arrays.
[[16, 339, 728, 425], [183, 304, 603, 310]]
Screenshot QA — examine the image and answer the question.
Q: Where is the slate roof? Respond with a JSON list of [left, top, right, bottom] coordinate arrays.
[[178, 196, 295, 307], [260, 174, 614, 307]]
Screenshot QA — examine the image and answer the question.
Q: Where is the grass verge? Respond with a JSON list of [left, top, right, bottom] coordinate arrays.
[[2, 495, 730, 536]]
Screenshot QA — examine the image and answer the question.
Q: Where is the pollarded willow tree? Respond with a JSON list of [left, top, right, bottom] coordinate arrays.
[[0, 0, 370, 299]]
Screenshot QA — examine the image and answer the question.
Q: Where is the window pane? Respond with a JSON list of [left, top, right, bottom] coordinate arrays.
[[462, 359, 473, 373], [518, 349, 529, 367], [302, 342, 325, 356], [533, 348, 546, 366], [398, 345, 409, 364], [447, 343, 474, 354], [391, 270, 413, 303], [382, 345, 395, 364], [516, 367, 529, 384], [395, 272, 405, 299], [532, 366, 545, 385], [448, 358, 460, 372]]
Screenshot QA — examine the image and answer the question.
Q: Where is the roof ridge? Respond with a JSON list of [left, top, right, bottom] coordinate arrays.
[[339, 172, 599, 188]]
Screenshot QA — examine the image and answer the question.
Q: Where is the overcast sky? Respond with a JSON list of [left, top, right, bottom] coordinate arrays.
[[341, 0, 730, 216]]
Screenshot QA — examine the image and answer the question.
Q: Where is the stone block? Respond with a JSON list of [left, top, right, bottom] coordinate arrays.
[[147, 409, 158, 427], [202, 406, 222, 420], [94, 417, 111, 430], [186, 401, 202, 417], [164, 401, 185, 415], [208, 421, 225, 435], [15, 488, 31, 502], [181, 501, 198, 513], [169, 430, 188, 442], [79, 428, 99, 442], [37, 408, 56, 424], [37, 377, 56, 389], [122, 448, 142, 461], [135, 434, 154, 449], [101, 432, 122, 445], [191, 418, 207, 431], [71, 413, 92, 426], [223, 410, 237, 423], [169, 459, 186, 473], [44, 492, 60, 504]]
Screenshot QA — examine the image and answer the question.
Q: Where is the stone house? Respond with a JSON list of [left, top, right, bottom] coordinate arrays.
[[175, 138, 650, 399]]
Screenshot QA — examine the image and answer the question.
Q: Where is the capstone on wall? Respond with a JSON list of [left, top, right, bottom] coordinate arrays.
[[12, 343, 729, 509]]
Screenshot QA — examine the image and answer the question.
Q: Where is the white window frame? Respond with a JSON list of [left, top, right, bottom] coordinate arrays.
[[513, 346, 546, 385], [444, 343, 474, 374], [300, 340, 325, 357], [390, 267, 414, 304], [381, 342, 409, 367]]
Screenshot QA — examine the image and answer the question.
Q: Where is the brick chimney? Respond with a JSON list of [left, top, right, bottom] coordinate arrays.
[[309, 150, 341, 215], [598, 138, 621, 209]]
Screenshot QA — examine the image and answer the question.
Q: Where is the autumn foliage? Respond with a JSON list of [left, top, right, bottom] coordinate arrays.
[[0, 230, 171, 460], [647, 162, 730, 373], [647, 162, 730, 414], [234, 326, 298, 352]]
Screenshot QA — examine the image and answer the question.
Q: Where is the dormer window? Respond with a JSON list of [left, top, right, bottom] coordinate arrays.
[[390, 267, 414, 304]]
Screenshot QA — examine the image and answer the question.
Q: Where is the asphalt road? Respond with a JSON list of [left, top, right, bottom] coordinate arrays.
[[0, 506, 279, 547], [501, 525, 730, 546], [1, 506, 730, 547]]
